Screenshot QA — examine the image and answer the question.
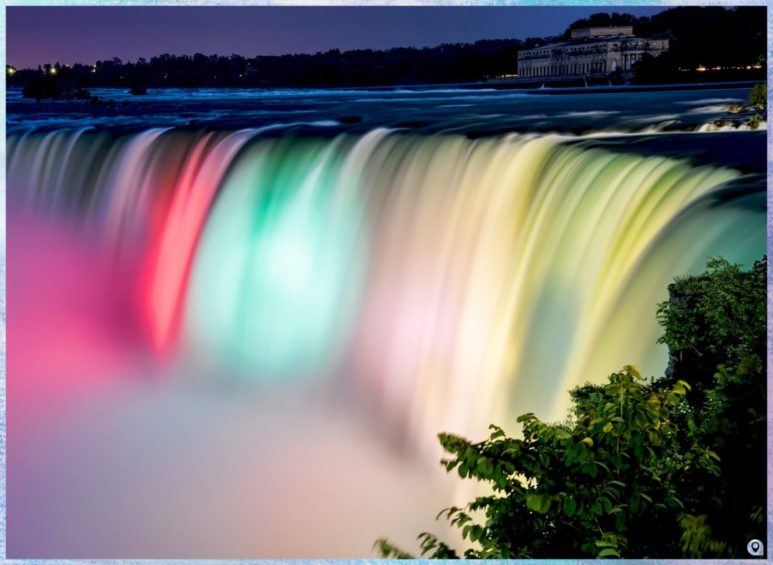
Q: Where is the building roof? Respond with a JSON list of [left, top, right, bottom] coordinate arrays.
[[521, 34, 634, 53], [570, 26, 634, 39], [519, 32, 666, 57]]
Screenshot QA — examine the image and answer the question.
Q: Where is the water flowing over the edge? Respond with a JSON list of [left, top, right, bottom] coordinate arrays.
[[7, 128, 765, 451]]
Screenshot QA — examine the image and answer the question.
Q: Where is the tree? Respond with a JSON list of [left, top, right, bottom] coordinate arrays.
[[746, 83, 767, 129], [656, 257, 766, 555], [563, 11, 640, 39], [377, 257, 766, 559], [749, 83, 766, 110]]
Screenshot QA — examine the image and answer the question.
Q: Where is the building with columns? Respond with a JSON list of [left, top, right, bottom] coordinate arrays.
[[517, 26, 669, 79]]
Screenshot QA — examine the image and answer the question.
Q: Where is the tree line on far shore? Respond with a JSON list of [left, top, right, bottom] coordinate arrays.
[[7, 6, 765, 95]]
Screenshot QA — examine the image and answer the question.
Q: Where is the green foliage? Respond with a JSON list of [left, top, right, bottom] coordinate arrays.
[[632, 7, 766, 84], [747, 114, 762, 130], [379, 257, 766, 558], [381, 367, 712, 558], [749, 83, 767, 110], [658, 257, 767, 557], [657, 257, 765, 387], [721, 84, 766, 129], [745, 83, 767, 129], [374, 538, 414, 559]]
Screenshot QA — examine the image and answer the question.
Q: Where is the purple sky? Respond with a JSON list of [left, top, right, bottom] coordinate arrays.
[[7, 6, 665, 68]]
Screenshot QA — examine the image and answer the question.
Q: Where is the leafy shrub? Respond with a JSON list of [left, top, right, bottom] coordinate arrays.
[[749, 83, 766, 110], [377, 257, 766, 559]]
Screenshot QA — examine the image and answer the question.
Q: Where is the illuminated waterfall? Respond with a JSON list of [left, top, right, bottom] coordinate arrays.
[[7, 128, 765, 450]]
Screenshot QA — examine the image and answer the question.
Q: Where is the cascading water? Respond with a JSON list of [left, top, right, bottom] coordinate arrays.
[[7, 127, 765, 452]]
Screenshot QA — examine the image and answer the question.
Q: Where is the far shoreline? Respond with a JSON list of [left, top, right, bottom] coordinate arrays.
[[6, 79, 763, 97]]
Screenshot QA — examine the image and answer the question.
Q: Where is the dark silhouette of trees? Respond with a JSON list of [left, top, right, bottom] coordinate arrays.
[[563, 11, 640, 38], [631, 7, 765, 83], [9, 39, 548, 93]]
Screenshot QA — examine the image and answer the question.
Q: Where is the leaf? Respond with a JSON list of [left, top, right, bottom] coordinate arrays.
[[676, 379, 692, 391], [564, 496, 577, 517], [626, 365, 641, 379], [596, 461, 611, 473], [526, 494, 551, 514], [582, 462, 598, 477], [581, 437, 594, 448], [435, 506, 458, 521], [374, 538, 414, 559], [598, 548, 621, 558]]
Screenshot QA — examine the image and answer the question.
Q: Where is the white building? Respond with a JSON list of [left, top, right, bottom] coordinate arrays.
[[517, 26, 669, 79]]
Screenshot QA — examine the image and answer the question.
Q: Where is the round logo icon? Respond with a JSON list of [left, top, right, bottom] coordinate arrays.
[[747, 539, 764, 557]]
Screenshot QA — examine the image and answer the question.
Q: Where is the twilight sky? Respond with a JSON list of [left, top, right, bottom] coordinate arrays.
[[7, 6, 665, 68]]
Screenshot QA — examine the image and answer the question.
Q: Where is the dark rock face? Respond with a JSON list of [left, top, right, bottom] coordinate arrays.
[[663, 282, 696, 379]]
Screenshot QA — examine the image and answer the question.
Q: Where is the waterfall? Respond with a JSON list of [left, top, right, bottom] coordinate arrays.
[[7, 128, 765, 449]]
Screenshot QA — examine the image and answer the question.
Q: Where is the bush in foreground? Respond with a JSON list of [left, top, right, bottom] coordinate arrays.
[[377, 257, 766, 559]]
